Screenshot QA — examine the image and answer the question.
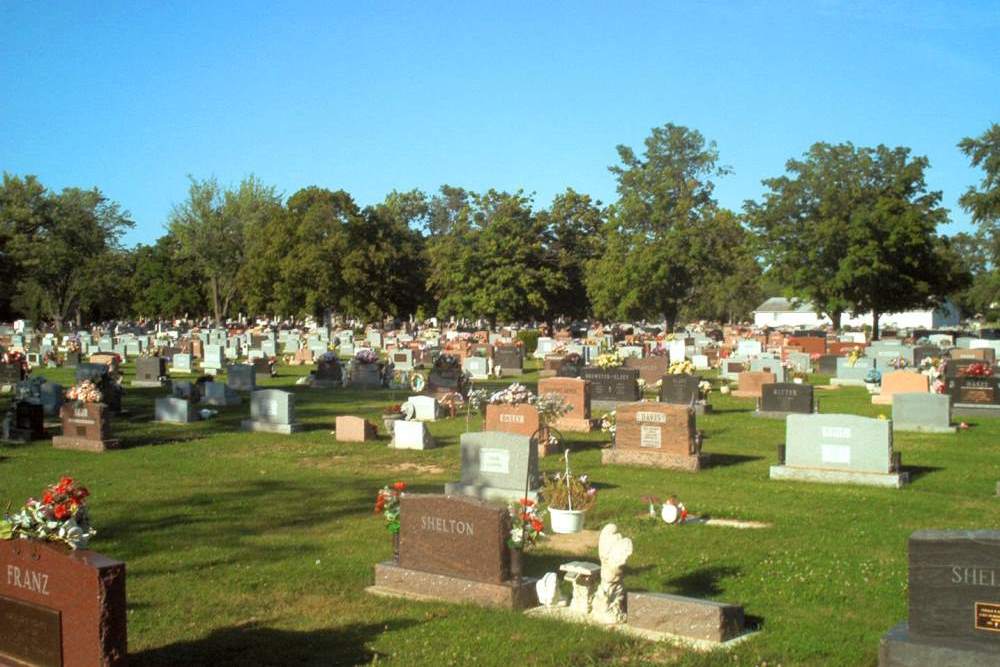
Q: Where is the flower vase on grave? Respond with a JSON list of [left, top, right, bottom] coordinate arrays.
[[510, 548, 523, 584], [392, 531, 400, 564]]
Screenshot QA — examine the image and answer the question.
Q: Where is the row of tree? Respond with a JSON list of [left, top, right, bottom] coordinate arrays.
[[1, 122, 997, 333]]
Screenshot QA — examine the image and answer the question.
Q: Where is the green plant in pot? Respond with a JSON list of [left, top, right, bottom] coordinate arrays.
[[542, 451, 597, 534]]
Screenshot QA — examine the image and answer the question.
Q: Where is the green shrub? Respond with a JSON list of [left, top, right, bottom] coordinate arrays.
[[517, 329, 541, 355]]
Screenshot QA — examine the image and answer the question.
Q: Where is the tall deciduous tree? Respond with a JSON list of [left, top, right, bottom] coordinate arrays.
[[1, 175, 133, 329], [749, 142, 965, 338], [587, 123, 730, 331], [169, 175, 282, 322], [537, 189, 605, 322]]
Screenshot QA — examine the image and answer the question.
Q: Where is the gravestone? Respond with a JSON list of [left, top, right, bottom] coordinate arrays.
[[756, 382, 814, 418], [947, 376, 1000, 418], [407, 395, 438, 422], [658, 375, 710, 415], [720, 358, 747, 381], [3, 400, 44, 442], [0, 362, 25, 387], [391, 419, 435, 450], [554, 354, 585, 378], [445, 431, 539, 501], [538, 377, 592, 432], [227, 364, 256, 392], [52, 403, 119, 452], [627, 592, 747, 643], [602, 402, 705, 471], [831, 356, 876, 386], [252, 357, 272, 382], [349, 362, 384, 389], [872, 371, 929, 406], [815, 354, 839, 376], [426, 357, 468, 399], [335, 415, 377, 442], [484, 403, 552, 457], [880, 530, 1000, 666], [624, 356, 670, 385], [241, 389, 302, 434], [0, 539, 127, 667], [64, 351, 81, 368], [39, 381, 64, 418], [732, 371, 776, 399], [132, 357, 166, 388], [462, 356, 490, 380], [154, 396, 198, 424], [770, 413, 907, 488], [171, 353, 192, 373], [391, 349, 414, 372], [494, 347, 523, 376], [580, 367, 640, 411], [201, 381, 241, 407], [749, 358, 786, 383], [202, 344, 224, 374], [370, 494, 536, 609], [892, 393, 955, 434]]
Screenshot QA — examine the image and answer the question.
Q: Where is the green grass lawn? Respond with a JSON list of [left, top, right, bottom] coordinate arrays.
[[2, 363, 997, 666]]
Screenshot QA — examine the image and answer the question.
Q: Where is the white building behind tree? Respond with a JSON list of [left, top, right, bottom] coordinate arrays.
[[752, 297, 961, 329]]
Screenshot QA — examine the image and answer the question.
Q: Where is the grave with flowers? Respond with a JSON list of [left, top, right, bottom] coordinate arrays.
[[347, 349, 384, 389], [0, 478, 127, 667], [52, 380, 120, 452], [367, 490, 538, 609], [602, 402, 706, 471], [425, 353, 468, 400]]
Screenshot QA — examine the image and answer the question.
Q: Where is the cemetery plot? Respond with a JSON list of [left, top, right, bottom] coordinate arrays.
[[602, 402, 705, 471]]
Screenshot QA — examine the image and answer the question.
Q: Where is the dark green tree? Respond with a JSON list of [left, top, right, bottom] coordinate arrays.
[[537, 188, 605, 322], [587, 123, 730, 331], [749, 142, 964, 338]]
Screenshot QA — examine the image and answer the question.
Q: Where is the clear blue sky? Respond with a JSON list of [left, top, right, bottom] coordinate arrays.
[[2, 1, 997, 246]]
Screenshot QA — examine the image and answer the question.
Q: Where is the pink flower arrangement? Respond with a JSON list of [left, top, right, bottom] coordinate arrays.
[[66, 379, 103, 404], [354, 349, 379, 365]]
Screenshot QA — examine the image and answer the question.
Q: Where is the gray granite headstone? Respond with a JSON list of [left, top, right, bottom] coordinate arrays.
[[242, 389, 301, 433], [759, 383, 814, 415], [880, 530, 1000, 665], [771, 413, 907, 488], [227, 364, 256, 392], [749, 358, 786, 382], [892, 393, 954, 433], [155, 396, 197, 423], [444, 431, 539, 501]]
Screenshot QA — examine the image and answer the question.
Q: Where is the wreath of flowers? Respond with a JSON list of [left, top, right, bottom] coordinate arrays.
[[355, 349, 380, 365], [66, 379, 103, 404], [488, 382, 534, 406], [0, 477, 96, 550], [1, 350, 29, 374], [594, 352, 625, 369], [507, 498, 545, 550], [374, 481, 406, 534], [668, 360, 695, 375], [963, 361, 992, 377]]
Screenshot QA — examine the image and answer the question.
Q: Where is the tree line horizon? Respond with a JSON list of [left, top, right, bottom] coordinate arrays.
[[1, 121, 998, 338]]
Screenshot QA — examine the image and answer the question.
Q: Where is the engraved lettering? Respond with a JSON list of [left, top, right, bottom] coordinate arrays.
[[418, 515, 474, 536]]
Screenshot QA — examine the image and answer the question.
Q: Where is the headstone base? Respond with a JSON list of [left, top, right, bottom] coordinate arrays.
[[893, 423, 957, 434], [753, 410, 803, 420], [552, 417, 595, 433], [310, 379, 342, 389], [2, 427, 40, 443], [602, 449, 707, 472], [626, 591, 745, 643], [240, 419, 302, 434], [592, 399, 631, 414], [52, 436, 120, 453], [369, 561, 537, 610], [202, 395, 241, 407], [443, 482, 539, 502], [130, 380, 165, 388], [499, 367, 522, 377], [950, 403, 1000, 418], [829, 378, 866, 387], [878, 622, 999, 667], [538, 370, 557, 378], [769, 465, 909, 488], [730, 391, 763, 399]]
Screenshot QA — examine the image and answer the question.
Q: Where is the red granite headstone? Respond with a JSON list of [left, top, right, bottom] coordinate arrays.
[[0, 539, 127, 667]]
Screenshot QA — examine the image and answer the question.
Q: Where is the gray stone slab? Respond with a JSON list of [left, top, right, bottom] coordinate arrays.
[[783, 413, 900, 477], [444, 431, 539, 501], [155, 396, 198, 424], [892, 393, 955, 433], [769, 464, 909, 488]]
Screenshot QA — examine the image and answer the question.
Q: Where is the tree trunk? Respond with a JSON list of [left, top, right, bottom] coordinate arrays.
[[871, 310, 880, 341], [831, 311, 843, 331], [209, 275, 222, 324]]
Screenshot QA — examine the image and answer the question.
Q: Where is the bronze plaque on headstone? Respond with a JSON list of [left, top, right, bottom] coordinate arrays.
[[0, 594, 63, 667], [976, 602, 1000, 632]]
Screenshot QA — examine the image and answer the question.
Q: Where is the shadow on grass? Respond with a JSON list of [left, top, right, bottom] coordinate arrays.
[[705, 454, 764, 469], [662, 565, 741, 597], [709, 407, 754, 414], [130, 620, 417, 666], [901, 464, 943, 482]]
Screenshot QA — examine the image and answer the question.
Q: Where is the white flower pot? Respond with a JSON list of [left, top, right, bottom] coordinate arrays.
[[549, 508, 586, 534]]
